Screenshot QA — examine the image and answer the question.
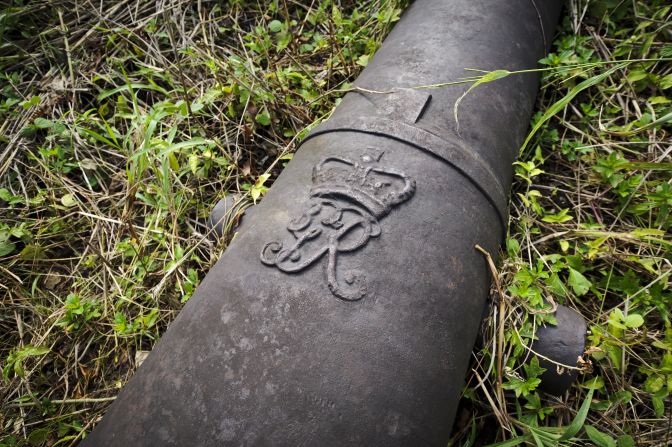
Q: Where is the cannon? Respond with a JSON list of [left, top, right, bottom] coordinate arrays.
[[84, 1, 583, 445]]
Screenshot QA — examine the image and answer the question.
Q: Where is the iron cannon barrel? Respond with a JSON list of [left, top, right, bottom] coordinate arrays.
[[84, 1, 566, 445]]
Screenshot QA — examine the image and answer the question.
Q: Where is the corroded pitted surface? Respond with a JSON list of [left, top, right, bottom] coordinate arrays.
[[260, 150, 416, 301], [84, 1, 563, 445]]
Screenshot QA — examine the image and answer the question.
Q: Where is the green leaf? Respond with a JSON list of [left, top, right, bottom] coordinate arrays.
[[356, 54, 370, 67], [255, 109, 271, 126], [645, 375, 664, 393], [0, 240, 16, 257], [277, 32, 291, 52], [546, 273, 567, 297], [2, 364, 11, 382], [649, 96, 670, 105], [0, 188, 11, 202], [626, 70, 648, 83], [97, 83, 168, 101], [529, 429, 546, 447], [454, 70, 510, 133], [3, 345, 50, 381], [251, 173, 271, 203], [581, 376, 605, 391], [142, 309, 159, 328], [60, 194, 77, 208], [268, 20, 283, 33], [189, 154, 199, 175], [113, 312, 128, 334], [19, 346, 50, 357], [33, 117, 53, 129], [520, 63, 627, 154], [560, 385, 595, 440], [506, 238, 520, 256], [486, 435, 532, 447], [652, 394, 665, 417], [153, 138, 213, 159], [585, 426, 616, 447], [609, 110, 672, 136], [659, 73, 672, 90], [623, 314, 644, 328], [617, 435, 635, 447], [525, 356, 546, 378], [568, 268, 591, 296], [27, 427, 49, 446], [21, 95, 40, 109], [542, 208, 574, 223]]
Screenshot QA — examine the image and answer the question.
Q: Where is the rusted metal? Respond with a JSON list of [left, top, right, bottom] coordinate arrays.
[[84, 1, 571, 445]]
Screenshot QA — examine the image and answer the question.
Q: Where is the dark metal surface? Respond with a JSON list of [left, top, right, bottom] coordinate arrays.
[[206, 194, 249, 237], [83, 1, 563, 445], [534, 305, 587, 396]]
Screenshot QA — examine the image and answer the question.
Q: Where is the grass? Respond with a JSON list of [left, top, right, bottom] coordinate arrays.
[[0, 0, 670, 446]]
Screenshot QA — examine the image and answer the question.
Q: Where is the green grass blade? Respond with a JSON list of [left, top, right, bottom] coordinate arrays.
[[559, 384, 596, 441], [453, 69, 511, 134], [485, 434, 532, 447], [97, 83, 169, 101], [520, 63, 628, 155]]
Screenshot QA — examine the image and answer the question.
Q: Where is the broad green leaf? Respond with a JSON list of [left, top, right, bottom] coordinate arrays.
[[585, 425, 617, 447], [356, 54, 370, 67], [659, 73, 672, 89], [19, 346, 50, 357], [547, 273, 568, 297], [626, 70, 648, 83], [268, 20, 283, 33], [581, 376, 605, 391], [542, 208, 573, 223], [27, 427, 49, 446], [652, 394, 665, 417], [33, 117, 53, 128], [255, 109, 271, 126], [568, 268, 591, 296], [189, 154, 199, 175], [61, 194, 77, 208], [644, 375, 664, 393], [624, 314, 644, 328], [649, 96, 670, 104], [0, 240, 16, 257], [617, 435, 635, 447]]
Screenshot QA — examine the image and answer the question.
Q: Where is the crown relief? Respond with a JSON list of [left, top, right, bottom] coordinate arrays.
[[261, 150, 415, 301]]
